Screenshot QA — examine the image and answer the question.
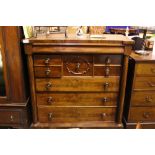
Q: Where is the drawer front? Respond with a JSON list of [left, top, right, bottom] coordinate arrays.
[[134, 77, 155, 91], [131, 91, 155, 106], [94, 54, 122, 65], [136, 63, 155, 76], [0, 110, 21, 124], [63, 55, 93, 76], [34, 55, 62, 66], [36, 77, 120, 92], [94, 66, 121, 76], [36, 93, 118, 106], [128, 107, 155, 122], [38, 107, 116, 123], [34, 66, 62, 78]]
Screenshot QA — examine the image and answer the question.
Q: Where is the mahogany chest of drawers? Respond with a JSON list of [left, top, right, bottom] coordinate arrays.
[[124, 52, 155, 128], [23, 34, 133, 128]]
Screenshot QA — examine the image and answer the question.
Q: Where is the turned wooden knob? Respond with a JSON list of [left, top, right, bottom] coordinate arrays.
[[45, 68, 51, 75], [105, 67, 110, 77], [145, 96, 153, 103], [105, 57, 111, 65], [10, 115, 14, 122], [44, 58, 50, 64], [103, 97, 108, 103], [48, 113, 53, 121], [104, 82, 109, 90], [45, 82, 52, 90], [47, 97, 53, 105], [101, 113, 107, 119]]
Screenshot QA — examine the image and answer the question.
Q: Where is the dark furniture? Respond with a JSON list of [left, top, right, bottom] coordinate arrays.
[[23, 34, 133, 128], [0, 26, 31, 128], [124, 52, 155, 128], [110, 28, 139, 36]]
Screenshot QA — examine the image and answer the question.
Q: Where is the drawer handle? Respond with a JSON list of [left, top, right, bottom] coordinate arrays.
[[48, 113, 53, 121], [145, 96, 153, 103], [148, 82, 155, 87], [44, 58, 50, 65], [104, 82, 109, 91], [45, 68, 51, 76], [10, 115, 14, 122], [45, 82, 52, 90], [105, 67, 110, 77], [105, 57, 111, 65], [143, 112, 151, 119], [101, 113, 107, 119], [103, 97, 109, 103], [47, 97, 53, 105], [151, 68, 155, 73]]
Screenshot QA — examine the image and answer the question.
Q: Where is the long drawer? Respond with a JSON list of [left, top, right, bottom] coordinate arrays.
[[36, 93, 118, 106], [128, 107, 155, 122], [35, 77, 120, 92], [38, 107, 116, 123], [131, 91, 155, 106], [134, 77, 155, 91], [136, 63, 155, 76], [34, 54, 123, 66]]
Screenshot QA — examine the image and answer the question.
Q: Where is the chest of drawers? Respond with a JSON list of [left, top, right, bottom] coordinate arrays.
[[124, 52, 155, 128], [23, 34, 133, 128]]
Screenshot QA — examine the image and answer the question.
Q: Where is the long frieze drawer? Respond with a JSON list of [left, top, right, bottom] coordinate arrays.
[[36, 93, 118, 106], [94, 54, 123, 65], [136, 63, 155, 76], [38, 107, 116, 123], [63, 55, 93, 76], [0, 110, 21, 124], [131, 91, 155, 106], [134, 77, 155, 91], [33, 55, 62, 66], [128, 107, 155, 122], [35, 77, 120, 92], [94, 66, 121, 76], [34, 66, 62, 78]]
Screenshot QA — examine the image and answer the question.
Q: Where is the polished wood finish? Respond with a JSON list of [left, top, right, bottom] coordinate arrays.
[[128, 107, 155, 122], [35, 77, 120, 92], [124, 51, 155, 128], [136, 63, 155, 76], [34, 66, 62, 78], [24, 34, 133, 128], [0, 26, 30, 128], [36, 93, 118, 106], [110, 28, 138, 35], [131, 91, 155, 106], [38, 107, 116, 123]]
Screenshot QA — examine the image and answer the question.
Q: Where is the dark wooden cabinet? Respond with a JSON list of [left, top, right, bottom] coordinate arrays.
[[124, 52, 155, 128], [0, 26, 31, 128], [23, 34, 133, 128]]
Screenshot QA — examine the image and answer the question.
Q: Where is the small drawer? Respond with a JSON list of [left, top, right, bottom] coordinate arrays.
[[38, 107, 116, 123], [94, 66, 121, 76], [0, 110, 21, 124], [134, 77, 155, 91], [94, 54, 122, 65], [128, 107, 155, 122], [136, 63, 155, 76], [131, 91, 155, 106], [33, 55, 62, 66], [35, 77, 120, 92], [34, 66, 62, 78], [36, 93, 118, 106], [63, 55, 93, 76]]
